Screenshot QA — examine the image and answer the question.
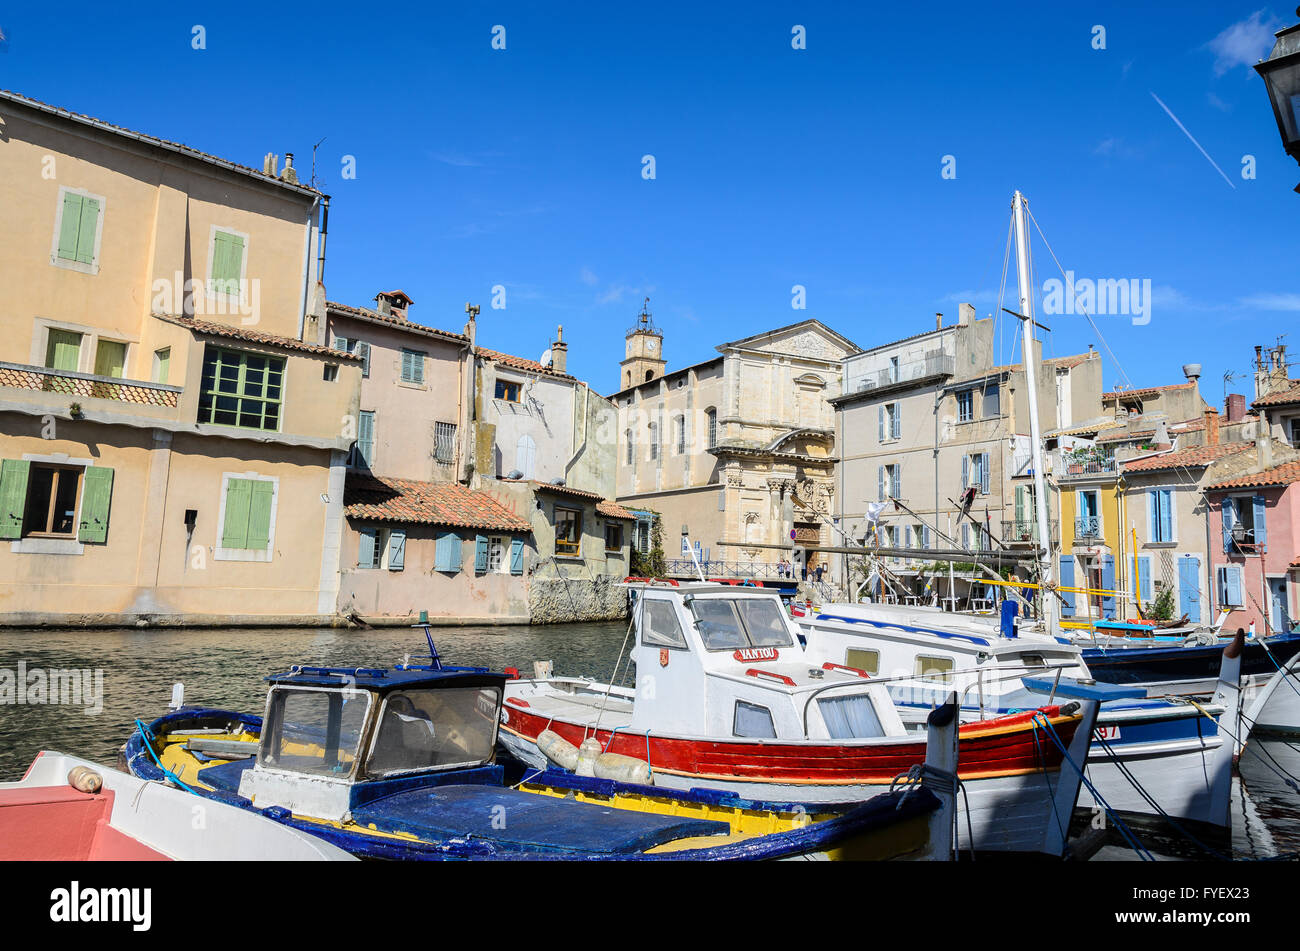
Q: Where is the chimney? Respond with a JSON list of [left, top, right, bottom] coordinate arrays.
[[1258, 429, 1274, 470], [935, 312, 943, 330], [550, 324, 567, 373], [1182, 363, 1201, 384], [376, 296, 391, 317], [463, 302, 478, 349], [1225, 393, 1246, 422], [1152, 419, 1171, 450], [263, 152, 279, 177], [958, 302, 975, 326], [281, 152, 298, 185], [1203, 406, 1219, 447]]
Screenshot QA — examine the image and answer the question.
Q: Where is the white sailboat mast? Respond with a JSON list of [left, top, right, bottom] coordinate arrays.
[[1011, 191, 1058, 630]]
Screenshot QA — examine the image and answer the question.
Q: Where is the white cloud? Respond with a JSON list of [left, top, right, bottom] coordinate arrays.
[[579, 267, 599, 286], [1240, 292, 1300, 311], [1207, 10, 1282, 77]]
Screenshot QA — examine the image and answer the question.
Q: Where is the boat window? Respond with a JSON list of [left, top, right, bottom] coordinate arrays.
[[733, 700, 778, 739], [1011, 653, 1046, 669], [734, 598, 795, 648], [690, 597, 795, 651], [366, 686, 501, 777], [914, 655, 955, 683], [818, 694, 885, 739], [639, 598, 688, 650], [260, 687, 371, 777], [844, 648, 880, 675]]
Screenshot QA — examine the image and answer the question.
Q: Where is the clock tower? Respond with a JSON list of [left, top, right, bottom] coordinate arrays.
[[619, 298, 666, 389]]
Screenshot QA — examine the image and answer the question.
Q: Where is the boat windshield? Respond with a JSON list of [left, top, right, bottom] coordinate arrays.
[[260, 686, 371, 777], [366, 686, 502, 777], [689, 597, 794, 651]]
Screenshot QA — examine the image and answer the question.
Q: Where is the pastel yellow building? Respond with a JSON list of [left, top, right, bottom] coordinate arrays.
[[0, 90, 360, 625]]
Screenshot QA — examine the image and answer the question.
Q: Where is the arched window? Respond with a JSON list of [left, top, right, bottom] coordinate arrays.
[[645, 370, 654, 382], [515, 434, 536, 480], [705, 408, 717, 450], [625, 429, 634, 466]]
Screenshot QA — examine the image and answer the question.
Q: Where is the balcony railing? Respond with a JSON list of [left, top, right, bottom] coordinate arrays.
[[848, 353, 955, 394], [1001, 519, 1060, 546], [0, 361, 181, 409], [1057, 449, 1117, 481], [1074, 516, 1102, 539]]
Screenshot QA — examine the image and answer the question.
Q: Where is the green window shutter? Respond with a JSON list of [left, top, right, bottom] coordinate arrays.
[[75, 196, 100, 264], [388, 530, 406, 570], [46, 330, 82, 372], [510, 538, 524, 575], [212, 232, 244, 294], [358, 528, 376, 568], [0, 460, 32, 540], [56, 193, 84, 261], [475, 535, 489, 572], [94, 341, 126, 378], [221, 478, 252, 548], [77, 466, 114, 543], [155, 348, 170, 384], [246, 480, 274, 549]]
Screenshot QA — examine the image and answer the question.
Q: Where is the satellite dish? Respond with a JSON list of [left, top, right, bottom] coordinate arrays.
[[540, 348, 553, 368]]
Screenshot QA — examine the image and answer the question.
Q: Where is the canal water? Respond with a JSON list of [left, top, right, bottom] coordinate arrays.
[[1, 621, 1297, 861]]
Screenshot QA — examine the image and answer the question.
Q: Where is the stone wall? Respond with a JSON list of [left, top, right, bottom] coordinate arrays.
[[529, 575, 628, 624]]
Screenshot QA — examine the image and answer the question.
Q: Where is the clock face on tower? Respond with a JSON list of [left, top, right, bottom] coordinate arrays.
[[646, 339, 657, 353]]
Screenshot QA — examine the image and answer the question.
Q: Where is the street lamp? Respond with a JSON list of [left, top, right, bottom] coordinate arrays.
[[1255, 8, 1300, 185]]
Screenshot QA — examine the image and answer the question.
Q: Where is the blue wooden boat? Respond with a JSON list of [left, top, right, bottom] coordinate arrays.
[[1082, 630, 1300, 691], [122, 658, 954, 860]]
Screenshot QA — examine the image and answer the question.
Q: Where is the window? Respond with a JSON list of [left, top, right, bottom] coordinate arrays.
[[357, 527, 387, 568], [648, 422, 658, 460], [957, 390, 974, 422], [0, 460, 114, 544], [208, 229, 246, 297], [889, 355, 900, 383], [879, 402, 901, 441], [1290, 419, 1300, 447], [819, 695, 884, 739], [554, 506, 581, 557], [259, 687, 371, 778], [1149, 489, 1174, 543], [352, 411, 375, 468], [437, 422, 458, 466], [914, 654, 955, 682], [51, 188, 103, 273], [1222, 496, 1265, 554], [400, 348, 425, 385], [605, 522, 623, 552], [688, 597, 794, 651], [625, 430, 634, 466], [844, 648, 880, 674], [434, 532, 462, 572], [219, 476, 275, 554], [963, 453, 990, 494], [733, 700, 777, 739], [94, 340, 126, 378], [983, 384, 1000, 418], [1217, 564, 1244, 607], [334, 337, 371, 378], [635, 520, 651, 554], [487, 536, 504, 571], [153, 348, 171, 384], [323, 364, 338, 382], [675, 415, 685, 455], [366, 687, 501, 777], [705, 408, 717, 449], [639, 598, 688, 649], [45, 329, 82, 372], [198, 346, 285, 431], [495, 379, 521, 402], [878, 463, 900, 501]]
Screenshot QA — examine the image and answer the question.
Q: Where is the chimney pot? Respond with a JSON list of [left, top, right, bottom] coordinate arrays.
[[1204, 407, 1220, 447]]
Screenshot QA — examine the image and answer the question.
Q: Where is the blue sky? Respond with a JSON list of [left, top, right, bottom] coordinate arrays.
[[2, 2, 1297, 405]]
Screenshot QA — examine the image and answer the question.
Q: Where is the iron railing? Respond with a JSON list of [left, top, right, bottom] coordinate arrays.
[[1074, 515, 1102, 539]]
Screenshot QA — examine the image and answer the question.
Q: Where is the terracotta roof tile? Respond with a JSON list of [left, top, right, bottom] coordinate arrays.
[[1103, 382, 1197, 401], [344, 476, 532, 531], [1121, 441, 1252, 473], [0, 89, 323, 197], [1206, 460, 1300, 491], [154, 313, 359, 360], [596, 500, 637, 520], [326, 301, 468, 343], [1254, 380, 1300, 408], [479, 348, 574, 380]]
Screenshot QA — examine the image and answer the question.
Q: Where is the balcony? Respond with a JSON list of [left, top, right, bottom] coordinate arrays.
[[848, 353, 955, 394], [1001, 519, 1059, 546], [0, 361, 181, 410], [1057, 447, 1117, 482], [1074, 516, 1102, 540]]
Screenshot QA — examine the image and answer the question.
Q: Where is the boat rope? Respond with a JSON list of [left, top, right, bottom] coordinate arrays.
[[1029, 721, 1069, 851], [133, 719, 199, 796], [590, 598, 641, 738], [1030, 713, 1155, 860], [1090, 732, 1231, 860], [1187, 699, 1300, 795], [891, 762, 966, 860]]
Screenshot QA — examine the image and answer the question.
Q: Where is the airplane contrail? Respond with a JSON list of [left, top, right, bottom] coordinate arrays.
[[1150, 91, 1236, 190]]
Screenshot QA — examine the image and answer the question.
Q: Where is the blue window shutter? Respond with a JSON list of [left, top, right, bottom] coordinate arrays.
[[1254, 495, 1267, 552], [358, 529, 376, 568], [892, 406, 901, 439], [892, 466, 901, 498], [1147, 490, 1157, 541], [877, 466, 884, 502], [922, 525, 931, 549], [509, 538, 524, 575], [1058, 555, 1076, 616], [388, 530, 405, 570], [878, 406, 884, 442], [1179, 555, 1200, 623], [1159, 490, 1173, 542], [961, 455, 969, 489], [1101, 555, 1115, 618], [435, 531, 461, 572], [980, 453, 990, 494], [475, 534, 489, 572], [1226, 565, 1243, 607], [1138, 555, 1151, 602], [1221, 498, 1234, 553]]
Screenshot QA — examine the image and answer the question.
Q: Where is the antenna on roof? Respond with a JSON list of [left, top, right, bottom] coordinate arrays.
[[311, 136, 326, 188]]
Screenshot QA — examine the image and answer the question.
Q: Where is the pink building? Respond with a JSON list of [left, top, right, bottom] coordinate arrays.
[[1206, 459, 1300, 634]]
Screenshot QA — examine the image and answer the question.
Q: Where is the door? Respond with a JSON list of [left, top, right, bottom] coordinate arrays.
[[1178, 555, 1201, 623], [1269, 578, 1292, 633]]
